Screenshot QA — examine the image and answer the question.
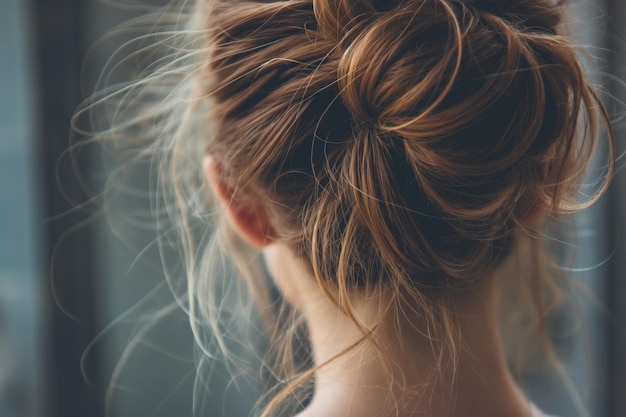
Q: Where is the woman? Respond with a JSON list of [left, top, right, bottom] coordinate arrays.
[[87, 0, 615, 416]]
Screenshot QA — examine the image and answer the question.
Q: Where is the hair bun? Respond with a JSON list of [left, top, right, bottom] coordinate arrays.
[[329, 0, 587, 221], [334, 1, 476, 133], [204, 0, 612, 289]]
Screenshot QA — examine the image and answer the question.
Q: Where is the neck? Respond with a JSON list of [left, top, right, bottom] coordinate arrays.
[[297, 274, 530, 417]]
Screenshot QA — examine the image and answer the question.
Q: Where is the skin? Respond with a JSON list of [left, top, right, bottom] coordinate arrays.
[[205, 156, 543, 417]]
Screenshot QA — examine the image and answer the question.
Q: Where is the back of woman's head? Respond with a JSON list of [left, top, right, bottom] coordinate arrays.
[[87, 0, 615, 415], [204, 0, 611, 297]]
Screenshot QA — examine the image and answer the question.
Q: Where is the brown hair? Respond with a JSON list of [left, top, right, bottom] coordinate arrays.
[[84, 0, 615, 416]]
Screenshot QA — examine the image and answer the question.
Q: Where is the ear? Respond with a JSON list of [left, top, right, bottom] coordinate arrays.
[[203, 155, 278, 249]]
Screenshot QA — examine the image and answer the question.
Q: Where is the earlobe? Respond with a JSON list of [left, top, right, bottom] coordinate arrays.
[[203, 155, 278, 248]]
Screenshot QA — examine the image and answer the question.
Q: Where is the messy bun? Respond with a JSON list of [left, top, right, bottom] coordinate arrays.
[[207, 0, 611, 290]]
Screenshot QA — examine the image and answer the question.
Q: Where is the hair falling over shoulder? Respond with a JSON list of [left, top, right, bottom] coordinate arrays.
[[81, 0, 616, 416]]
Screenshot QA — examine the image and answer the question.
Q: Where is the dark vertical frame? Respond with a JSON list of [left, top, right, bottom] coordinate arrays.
[[605, 0, 626, 415], [30, 1, 102, 417]]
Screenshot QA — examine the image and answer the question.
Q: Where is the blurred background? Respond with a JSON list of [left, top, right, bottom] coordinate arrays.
[[0, 0, 625, 416]]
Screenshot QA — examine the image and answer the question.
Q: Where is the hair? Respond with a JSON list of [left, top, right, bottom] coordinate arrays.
[[77, 0, 616, 416]]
